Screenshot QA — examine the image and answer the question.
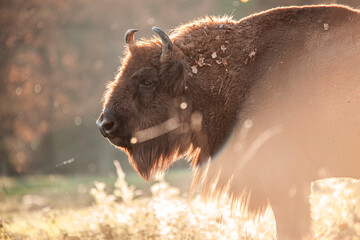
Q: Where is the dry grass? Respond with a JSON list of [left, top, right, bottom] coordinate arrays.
[[1, 161, 359, 240]]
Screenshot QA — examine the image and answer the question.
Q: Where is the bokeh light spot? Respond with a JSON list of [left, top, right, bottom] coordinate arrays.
[[37, 20, 44, 29], [15, 87, 22, 96], [130, 137, 137, 144], [147, 17, 155, 25], [74, 116, 82, 126], [180, 102, 187, 110], [191, 112, 203, 131], [244, 119, 253, 129], [34, 84, 42, 94]]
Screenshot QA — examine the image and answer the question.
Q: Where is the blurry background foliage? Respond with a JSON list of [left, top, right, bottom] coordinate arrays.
[[0, 0, 359, 176]]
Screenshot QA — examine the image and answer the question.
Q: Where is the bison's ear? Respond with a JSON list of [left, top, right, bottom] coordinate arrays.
[[160, 61, 185, 96]]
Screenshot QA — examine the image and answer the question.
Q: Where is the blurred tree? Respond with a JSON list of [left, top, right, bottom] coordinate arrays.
[[1, 1, 58, 173]]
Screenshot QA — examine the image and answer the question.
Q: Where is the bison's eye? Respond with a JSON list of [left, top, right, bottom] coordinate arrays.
[[131, 67, 158, 89], [141, 80, 153, 88]]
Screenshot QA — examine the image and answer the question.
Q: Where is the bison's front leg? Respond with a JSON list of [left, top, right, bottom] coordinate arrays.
[[266, 183, 312, 240]]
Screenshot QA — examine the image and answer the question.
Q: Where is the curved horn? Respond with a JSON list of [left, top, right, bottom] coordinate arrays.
[[152, 27, 173, 61], [125, 29, 138, 51]]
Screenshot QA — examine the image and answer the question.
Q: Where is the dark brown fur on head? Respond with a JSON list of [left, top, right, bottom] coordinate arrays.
[[101, 37, 197, 180]]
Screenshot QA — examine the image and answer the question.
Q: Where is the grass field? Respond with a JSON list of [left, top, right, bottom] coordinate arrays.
[[1, 161, 360, 240]]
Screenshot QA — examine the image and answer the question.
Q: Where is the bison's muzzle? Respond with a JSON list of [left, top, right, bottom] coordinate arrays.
[[97, 112, 131, 148], [97, 113, 117, 138]]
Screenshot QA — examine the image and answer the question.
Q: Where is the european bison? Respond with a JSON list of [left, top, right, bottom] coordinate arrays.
[[97, 5, 360, 240]]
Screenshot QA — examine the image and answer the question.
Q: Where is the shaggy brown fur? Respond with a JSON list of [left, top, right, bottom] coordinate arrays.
[[98, 5, 360, 240]]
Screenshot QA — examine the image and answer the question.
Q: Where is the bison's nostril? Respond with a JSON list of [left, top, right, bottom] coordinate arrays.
[[103, 121, 115, 131], [97, 116, 117, 138]]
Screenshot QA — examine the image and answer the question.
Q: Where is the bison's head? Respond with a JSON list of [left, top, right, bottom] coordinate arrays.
[[97, 28, 195, 180]]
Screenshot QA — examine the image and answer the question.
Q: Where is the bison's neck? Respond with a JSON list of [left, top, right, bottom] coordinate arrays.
[[171, 16, 279, 163], [172, 26, 257, 163], [174, 59, 252, 164]]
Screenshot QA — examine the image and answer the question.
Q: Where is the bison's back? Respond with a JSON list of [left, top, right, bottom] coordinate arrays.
[[240, 5, 360, 181]]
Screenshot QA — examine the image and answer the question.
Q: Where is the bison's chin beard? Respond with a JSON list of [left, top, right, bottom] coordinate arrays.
[[126, 133, 190, 181], [127, 143, 178, 181]]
